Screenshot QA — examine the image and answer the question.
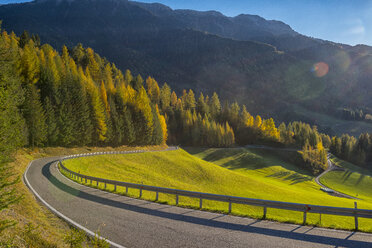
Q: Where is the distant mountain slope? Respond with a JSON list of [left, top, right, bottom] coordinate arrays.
[[1, 0, 372, 135]]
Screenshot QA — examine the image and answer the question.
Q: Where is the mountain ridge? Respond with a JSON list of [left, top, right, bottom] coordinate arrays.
[[1, 0, 372, 136]]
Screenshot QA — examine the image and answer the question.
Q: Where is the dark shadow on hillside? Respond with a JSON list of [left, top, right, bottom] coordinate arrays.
[[266, 171, 312, 185], [185, 147, 311, 176], [342, 171, 354, 183], [40, 162, 371, 248], [356, 174, 366, 186]]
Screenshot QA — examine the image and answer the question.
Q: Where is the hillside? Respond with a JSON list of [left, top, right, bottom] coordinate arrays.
[[63, 148, 372, 231], [1, 0, 372, 135]]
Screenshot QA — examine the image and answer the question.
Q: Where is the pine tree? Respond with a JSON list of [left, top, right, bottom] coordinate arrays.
[[151, 105, 164, 145], [131, 74, 144, 91], [197, 93, 209, 117], [0, 30, 25, 232], [124, 69, 133, 86], [185, 89, 196, 110], [160, 83, 171, 111], [146, 76, 160, 104], [104, 63, 115, 94], [100, 81, 110, 114], [170, 91, 178, 107], [18, 30, 30, 48], [133, 87, 153, 144], [86, 47, 101, 82], [23, 84, 47, 148], [43, 97, 59, 146], [20, 40, 39, 85], [84, 69, 107, 143], [210, 92, 221, 119]]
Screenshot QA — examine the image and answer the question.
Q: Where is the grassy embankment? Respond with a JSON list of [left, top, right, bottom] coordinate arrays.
[[0, 145, 165, 247], [63, 147, 372, 232], [291, 105, 372, 137], [320, 155, 372, 201]]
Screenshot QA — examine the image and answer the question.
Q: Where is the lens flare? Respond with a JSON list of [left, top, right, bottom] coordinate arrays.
[[311, 62, 329, 77]]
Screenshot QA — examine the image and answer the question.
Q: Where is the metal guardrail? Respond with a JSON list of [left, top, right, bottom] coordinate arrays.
[[58, 147, 372, 230]]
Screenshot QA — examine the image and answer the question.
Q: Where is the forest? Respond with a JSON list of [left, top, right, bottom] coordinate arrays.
[[1, 28, 372, 233], [2, 29, 372, 175]]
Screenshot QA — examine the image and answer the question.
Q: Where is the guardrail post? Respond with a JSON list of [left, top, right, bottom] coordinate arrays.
[[303, 211, 307, 225], [104, 183, 107, 189], [199, 198, 203, 209], [263, 206, 267, 219], [139, 187, 142, 198], [354, 202, 359, 231], [155, 192, 159, 201], [96, 181, 99, 187], [126, 186, 128, 195], [114, 184, 117, 192], [176, 195, 179, 206], [85, 178, 87, 184], [228, 201, 232, 213], [319, 213, 321, 225]]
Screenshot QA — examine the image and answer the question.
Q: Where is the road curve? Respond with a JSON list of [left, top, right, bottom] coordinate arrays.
[[245, 145, 357, 199], [24, 154, 372, 248], [314, 157, 358, 199]]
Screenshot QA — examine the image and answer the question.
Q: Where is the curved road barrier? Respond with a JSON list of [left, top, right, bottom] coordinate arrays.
[[24, 147, 372, 247], [59, 147, 372, 231]]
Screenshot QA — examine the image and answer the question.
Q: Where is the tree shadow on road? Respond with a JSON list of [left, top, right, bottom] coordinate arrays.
[[41, 162, 370, 248]]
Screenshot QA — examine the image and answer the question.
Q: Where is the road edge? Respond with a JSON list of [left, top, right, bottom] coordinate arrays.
[[23, 159, 127, 248]]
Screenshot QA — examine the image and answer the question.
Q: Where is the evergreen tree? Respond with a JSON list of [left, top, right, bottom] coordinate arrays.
[[197, 93, 209, 117], [185, 89, 196, 110], [18, 30, 30, 48], [23, 84, 47, 148], [43, 97, 59, 146], [151, 105, 164, 145], [131, 75, 144, 91], [209, 92, 221, 118], [170, 91, 178, 107], [146, 76, 160, 104], [160, 83, 171, 111]]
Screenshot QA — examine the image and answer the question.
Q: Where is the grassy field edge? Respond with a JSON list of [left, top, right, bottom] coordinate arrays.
[[1, 145, 167, 247], [62, 148, 372, 232]]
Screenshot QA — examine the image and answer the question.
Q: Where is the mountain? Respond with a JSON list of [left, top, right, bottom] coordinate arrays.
[[1, 0, 372, 136]]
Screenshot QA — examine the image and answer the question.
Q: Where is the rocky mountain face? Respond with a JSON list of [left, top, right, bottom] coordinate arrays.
[[1, 0, 372, 135]]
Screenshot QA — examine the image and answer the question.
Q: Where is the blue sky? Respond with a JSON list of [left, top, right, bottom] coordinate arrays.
[[137, 0, 372, 46], [1, 0, 372, 46]]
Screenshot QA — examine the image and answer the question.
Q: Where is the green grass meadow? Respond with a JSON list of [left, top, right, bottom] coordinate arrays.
[[320, 155, 372, 201], [63, 148, 372, 232]]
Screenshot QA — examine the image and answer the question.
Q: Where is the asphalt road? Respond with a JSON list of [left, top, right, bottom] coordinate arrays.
[[24, 155, 372, 247], [314, 157, 358, 199]]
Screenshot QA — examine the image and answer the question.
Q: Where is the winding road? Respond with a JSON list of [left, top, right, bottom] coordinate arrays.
[[246, 145, 357, 199], [24, 153, 372, 247]]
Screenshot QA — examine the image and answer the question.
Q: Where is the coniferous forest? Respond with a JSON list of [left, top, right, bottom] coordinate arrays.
[[1, 28, 372, 181]]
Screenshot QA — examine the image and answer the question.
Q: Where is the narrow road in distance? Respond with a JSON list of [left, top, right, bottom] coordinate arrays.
[[245, 145, 357, 199]]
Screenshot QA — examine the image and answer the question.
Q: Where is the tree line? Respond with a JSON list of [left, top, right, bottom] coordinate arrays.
[[5, 27, 371, 232], [330, 133, 372, 168], [4, 30, 169, 148]]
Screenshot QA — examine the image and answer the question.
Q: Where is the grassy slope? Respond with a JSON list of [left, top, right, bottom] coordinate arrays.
[[0, 149, 69, 247], [320, 155, 372, 201], [0, 145, 166, 247], [64, 148, 372, 231], [291, 105, 372, 137]]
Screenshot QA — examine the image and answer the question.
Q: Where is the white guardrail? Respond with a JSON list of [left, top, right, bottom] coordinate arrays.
[[58, 147, 372, 230]]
